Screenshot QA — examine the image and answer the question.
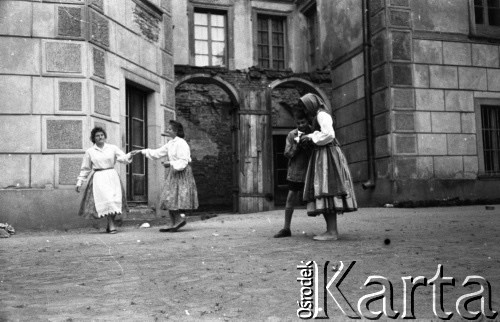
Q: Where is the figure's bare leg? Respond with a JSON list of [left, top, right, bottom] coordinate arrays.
[[170, 211, 186, 232], [313, 212, 338, 241], [274, 190, 298, 238], [107, 215, 117, 233], [169, 210, 176, 228], [159, 210, 178, 232], [284, 190, 299, 230]]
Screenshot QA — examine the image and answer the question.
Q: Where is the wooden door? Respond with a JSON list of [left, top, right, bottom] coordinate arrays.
[[238, 90, 273, 213], [126, 85, 148, 203]]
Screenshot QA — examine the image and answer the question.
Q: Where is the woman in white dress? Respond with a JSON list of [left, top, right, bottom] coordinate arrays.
[[138, 120, 198, 232], [76, 127, 134, 233]]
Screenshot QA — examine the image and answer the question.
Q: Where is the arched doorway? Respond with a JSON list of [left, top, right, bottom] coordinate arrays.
[[267, 78, 331, 206], [175, 74, 240, 213]]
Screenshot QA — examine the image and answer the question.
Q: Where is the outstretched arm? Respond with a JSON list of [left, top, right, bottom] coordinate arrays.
[[141, 144, 169, 160], [115, 146, 134, 164]]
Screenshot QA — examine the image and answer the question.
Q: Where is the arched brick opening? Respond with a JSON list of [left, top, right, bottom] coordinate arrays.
[[175, 74, 240, 107], [266, 77, 332, 205], [175, 74, 240, 213], [267, 77, 332, 112]]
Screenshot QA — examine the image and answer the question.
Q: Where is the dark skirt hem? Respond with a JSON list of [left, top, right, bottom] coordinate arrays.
[[306, 207, 358, 217], [303, 143, 358, 215]]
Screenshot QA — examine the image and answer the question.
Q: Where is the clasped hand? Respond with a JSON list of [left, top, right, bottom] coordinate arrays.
[[299, 135, 311, 143], [129, 150, 142, 156], [298, 135, 314, 149], [129, 150, 169, 167]]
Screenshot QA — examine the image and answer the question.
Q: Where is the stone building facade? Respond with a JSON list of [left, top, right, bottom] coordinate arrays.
[[172, 0, 500, 212], [329, 0, 500, 205], [1, 0, 499, 228], [0, 0, 174, 228], [171, 0, 335, 213]]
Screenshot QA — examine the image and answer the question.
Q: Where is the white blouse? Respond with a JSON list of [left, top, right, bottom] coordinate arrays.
[[308, 110, 335, 146], [141, 136, 191, 171], [76, 143, 133, 186]]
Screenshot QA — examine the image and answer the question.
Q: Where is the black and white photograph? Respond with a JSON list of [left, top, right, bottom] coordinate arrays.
[[0, 0, 499, 320]]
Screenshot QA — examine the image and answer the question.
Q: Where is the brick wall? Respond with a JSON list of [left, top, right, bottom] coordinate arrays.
[[176, 83, 234, 211], [174, 67, 332, 210]]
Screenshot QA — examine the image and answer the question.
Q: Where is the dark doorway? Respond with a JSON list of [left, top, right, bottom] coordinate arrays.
[[273, 134, 288, 206], [125, 85, 148, 203], [270, 87, 302, 207]]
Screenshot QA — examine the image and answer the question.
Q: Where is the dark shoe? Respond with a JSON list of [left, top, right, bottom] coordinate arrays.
[[106, 228, 117, 234], [170, 220, 186, 232], [274, 228, 291, 238], [159, 227, 174, 232]]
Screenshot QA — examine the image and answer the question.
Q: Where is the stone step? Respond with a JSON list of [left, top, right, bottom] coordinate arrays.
[[125, 206, 156, 220]]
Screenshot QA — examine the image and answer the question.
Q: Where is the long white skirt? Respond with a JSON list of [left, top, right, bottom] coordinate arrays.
[[92, 169, 123, 217]]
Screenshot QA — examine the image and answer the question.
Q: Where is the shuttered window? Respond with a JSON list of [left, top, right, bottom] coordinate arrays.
[[481, 104, 500, 174]]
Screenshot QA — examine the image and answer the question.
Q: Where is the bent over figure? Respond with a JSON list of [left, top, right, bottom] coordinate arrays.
[[299, 93, 358, 241]]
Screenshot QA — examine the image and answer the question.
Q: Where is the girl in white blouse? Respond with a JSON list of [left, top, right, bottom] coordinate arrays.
[[76, 127, 134, 233], [299, 94, 358, 241], [138, 120, 198, 232]]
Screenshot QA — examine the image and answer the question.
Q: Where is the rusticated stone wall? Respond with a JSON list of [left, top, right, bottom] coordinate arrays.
[[0, 0, 174, 229]]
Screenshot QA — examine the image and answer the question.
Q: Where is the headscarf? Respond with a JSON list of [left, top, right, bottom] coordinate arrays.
[[299, 93, 328, 116], [299, 93, 335, 132]]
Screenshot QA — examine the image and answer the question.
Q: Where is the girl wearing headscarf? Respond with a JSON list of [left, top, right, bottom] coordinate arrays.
[[138, 120, 198, 232], [299, 93, 357, 240]]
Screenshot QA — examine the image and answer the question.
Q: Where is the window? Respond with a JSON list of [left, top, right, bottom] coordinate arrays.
[[304, 6, 318, 69], [257, 15, 286, 70], [471, 0, 500, 38], [193, 10, 226, 67], [480, 104, 500, 175], [476, 99, 500, 177]]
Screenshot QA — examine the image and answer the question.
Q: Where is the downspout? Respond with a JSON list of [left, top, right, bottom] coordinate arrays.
[[361, 0, 376, 190]]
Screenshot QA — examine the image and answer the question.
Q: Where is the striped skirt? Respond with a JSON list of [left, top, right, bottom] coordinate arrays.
[[78, 171, 128, 220], [303, 143, 357, 216], [160, 165, 199, 211]]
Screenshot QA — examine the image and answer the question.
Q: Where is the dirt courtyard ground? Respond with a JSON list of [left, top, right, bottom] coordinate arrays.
[[1, 205, 499, 321]]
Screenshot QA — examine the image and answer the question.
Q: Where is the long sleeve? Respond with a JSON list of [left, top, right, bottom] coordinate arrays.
[[115, 146, 133, 164], [76, 151, 92, 186], [284, 131, 299, 159], [170, 140, 190, 171], [141, 144, 169, 160], [309, 111, 335, 146]]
